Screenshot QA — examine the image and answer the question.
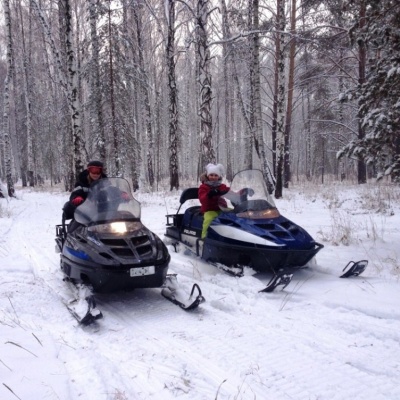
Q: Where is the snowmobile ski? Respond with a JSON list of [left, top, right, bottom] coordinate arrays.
[[340, 260, 368, 278], [62, 279, 103, 325], [259, 273, 293, 293], [161, 275, 205, 310], [65, 295, 103, 326]]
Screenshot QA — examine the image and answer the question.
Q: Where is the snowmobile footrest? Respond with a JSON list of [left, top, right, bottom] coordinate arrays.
[[340, 260, 368, 278], [259, 273, 293, 293], [210, 262, 244, 277]]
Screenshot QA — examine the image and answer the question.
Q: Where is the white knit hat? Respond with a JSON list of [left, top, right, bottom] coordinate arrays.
[[206, 163, 224, 177]]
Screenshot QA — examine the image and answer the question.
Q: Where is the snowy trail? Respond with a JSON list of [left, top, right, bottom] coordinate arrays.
[[1, 188, 400, 400]]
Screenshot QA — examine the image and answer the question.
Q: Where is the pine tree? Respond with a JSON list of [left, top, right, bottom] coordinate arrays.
[[339, 0, 400, 181]]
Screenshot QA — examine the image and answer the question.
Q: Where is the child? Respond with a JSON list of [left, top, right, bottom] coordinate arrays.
[[198, 163, 230, 239]]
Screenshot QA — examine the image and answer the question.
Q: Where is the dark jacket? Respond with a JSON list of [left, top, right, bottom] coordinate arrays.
[[69, 170, 107, 202], [199, 182, 229, 213]]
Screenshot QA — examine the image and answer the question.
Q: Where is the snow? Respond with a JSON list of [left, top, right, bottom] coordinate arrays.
[[1, 181, 400, 400]]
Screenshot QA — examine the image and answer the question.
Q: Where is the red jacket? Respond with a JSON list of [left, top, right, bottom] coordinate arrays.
[[199, 183, 229, 213]]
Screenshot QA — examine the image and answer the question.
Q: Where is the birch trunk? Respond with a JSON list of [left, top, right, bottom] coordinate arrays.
[[31, 0, 85, 187], [107, 1, 121, 176], [197, 0, 215, 170], [166, 0, 179, 190], [61, 0, 85, 182], [250, 0, 274, 192], [284, 0, 297, 188], [2, 0, 16, 197], [219, 0, 233, 180], [133, 2, 154, 187], [88, 0, 106, 162], [17, 0, 34, 186], [274, 0, 286, 199]]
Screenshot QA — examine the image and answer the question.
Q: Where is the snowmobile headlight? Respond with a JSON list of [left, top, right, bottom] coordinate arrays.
[[88, 221, 143, 234], [237, 208, 280, 219], [154, 235, 168, 261]]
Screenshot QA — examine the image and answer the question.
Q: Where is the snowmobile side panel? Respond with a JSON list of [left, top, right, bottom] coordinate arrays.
[[202, 237, 323, 273]]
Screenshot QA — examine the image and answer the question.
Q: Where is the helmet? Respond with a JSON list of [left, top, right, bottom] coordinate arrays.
[[87, 160, 104, 168]]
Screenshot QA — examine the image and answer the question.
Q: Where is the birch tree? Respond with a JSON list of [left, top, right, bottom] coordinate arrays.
[[133, 0, 155, 187], [2, 0, 15, 197], [249, 0, 274, 193], [106, 0, 121, 176], [284, 0, 297, 188], [219, 0, 233, 180], [166, 0, 179, 190], [88, 0, 106, 162], [17, 0, 34, 186], [196, 0, 215, 170], [274, 0, 286, 199], [31, 0, 85, 188]]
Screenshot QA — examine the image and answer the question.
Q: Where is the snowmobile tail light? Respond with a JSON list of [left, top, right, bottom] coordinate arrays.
[[88, 221, 143, 234], [237, 208, 280, 219]]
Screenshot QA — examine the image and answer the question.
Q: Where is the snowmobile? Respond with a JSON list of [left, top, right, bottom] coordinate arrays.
[[55, 177, 204, 325], [165, 169, 324, 292]]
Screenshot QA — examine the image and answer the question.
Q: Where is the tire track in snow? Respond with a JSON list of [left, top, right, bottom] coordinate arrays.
[[166, 250, 400, 400], [10, 193, 147, 399], [96, 293, 256, 400], [9, 190, 400, 400]]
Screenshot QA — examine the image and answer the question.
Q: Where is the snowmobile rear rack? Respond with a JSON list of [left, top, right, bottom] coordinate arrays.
[[340, 260, 368, 278]]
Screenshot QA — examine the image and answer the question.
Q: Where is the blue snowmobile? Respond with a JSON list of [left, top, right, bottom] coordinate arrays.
[[165, 169, 324, 291], [55, 177, 204, 325]]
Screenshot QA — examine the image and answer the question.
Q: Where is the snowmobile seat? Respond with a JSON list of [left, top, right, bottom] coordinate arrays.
[[182, 206, 203, 231]]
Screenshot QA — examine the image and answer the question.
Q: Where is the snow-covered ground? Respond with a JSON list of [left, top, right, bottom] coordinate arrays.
[[1, 180, 399, 400]]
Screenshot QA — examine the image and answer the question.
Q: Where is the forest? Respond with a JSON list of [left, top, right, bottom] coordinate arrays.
[[0, 0, 399, 197]]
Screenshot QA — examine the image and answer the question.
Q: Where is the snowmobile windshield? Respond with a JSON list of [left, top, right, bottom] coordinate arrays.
[[220, 169, 279, 219], [74, 177, 141, 226]]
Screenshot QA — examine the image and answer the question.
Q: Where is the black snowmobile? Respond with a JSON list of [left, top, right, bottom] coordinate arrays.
[[165, 169, 324, 292], [56, 177, 204, 325]]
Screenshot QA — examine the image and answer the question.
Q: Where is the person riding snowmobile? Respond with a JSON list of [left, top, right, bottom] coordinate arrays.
[[199, 163, 255, 239], [199, 163, 229, 239], [63, 160, 129, 231], [69, 160, 108, 207]]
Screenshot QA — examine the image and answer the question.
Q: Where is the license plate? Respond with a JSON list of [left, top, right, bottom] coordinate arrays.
[[130, 266, 155, 277]]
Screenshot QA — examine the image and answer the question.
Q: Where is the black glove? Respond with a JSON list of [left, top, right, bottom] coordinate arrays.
[[239, 188, 254, 197], [208, 188, 220, 198]]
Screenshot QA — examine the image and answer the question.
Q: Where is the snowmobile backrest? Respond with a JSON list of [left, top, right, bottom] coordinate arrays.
[[180, 188, 199, 204], [167, 188, 200, 224]]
